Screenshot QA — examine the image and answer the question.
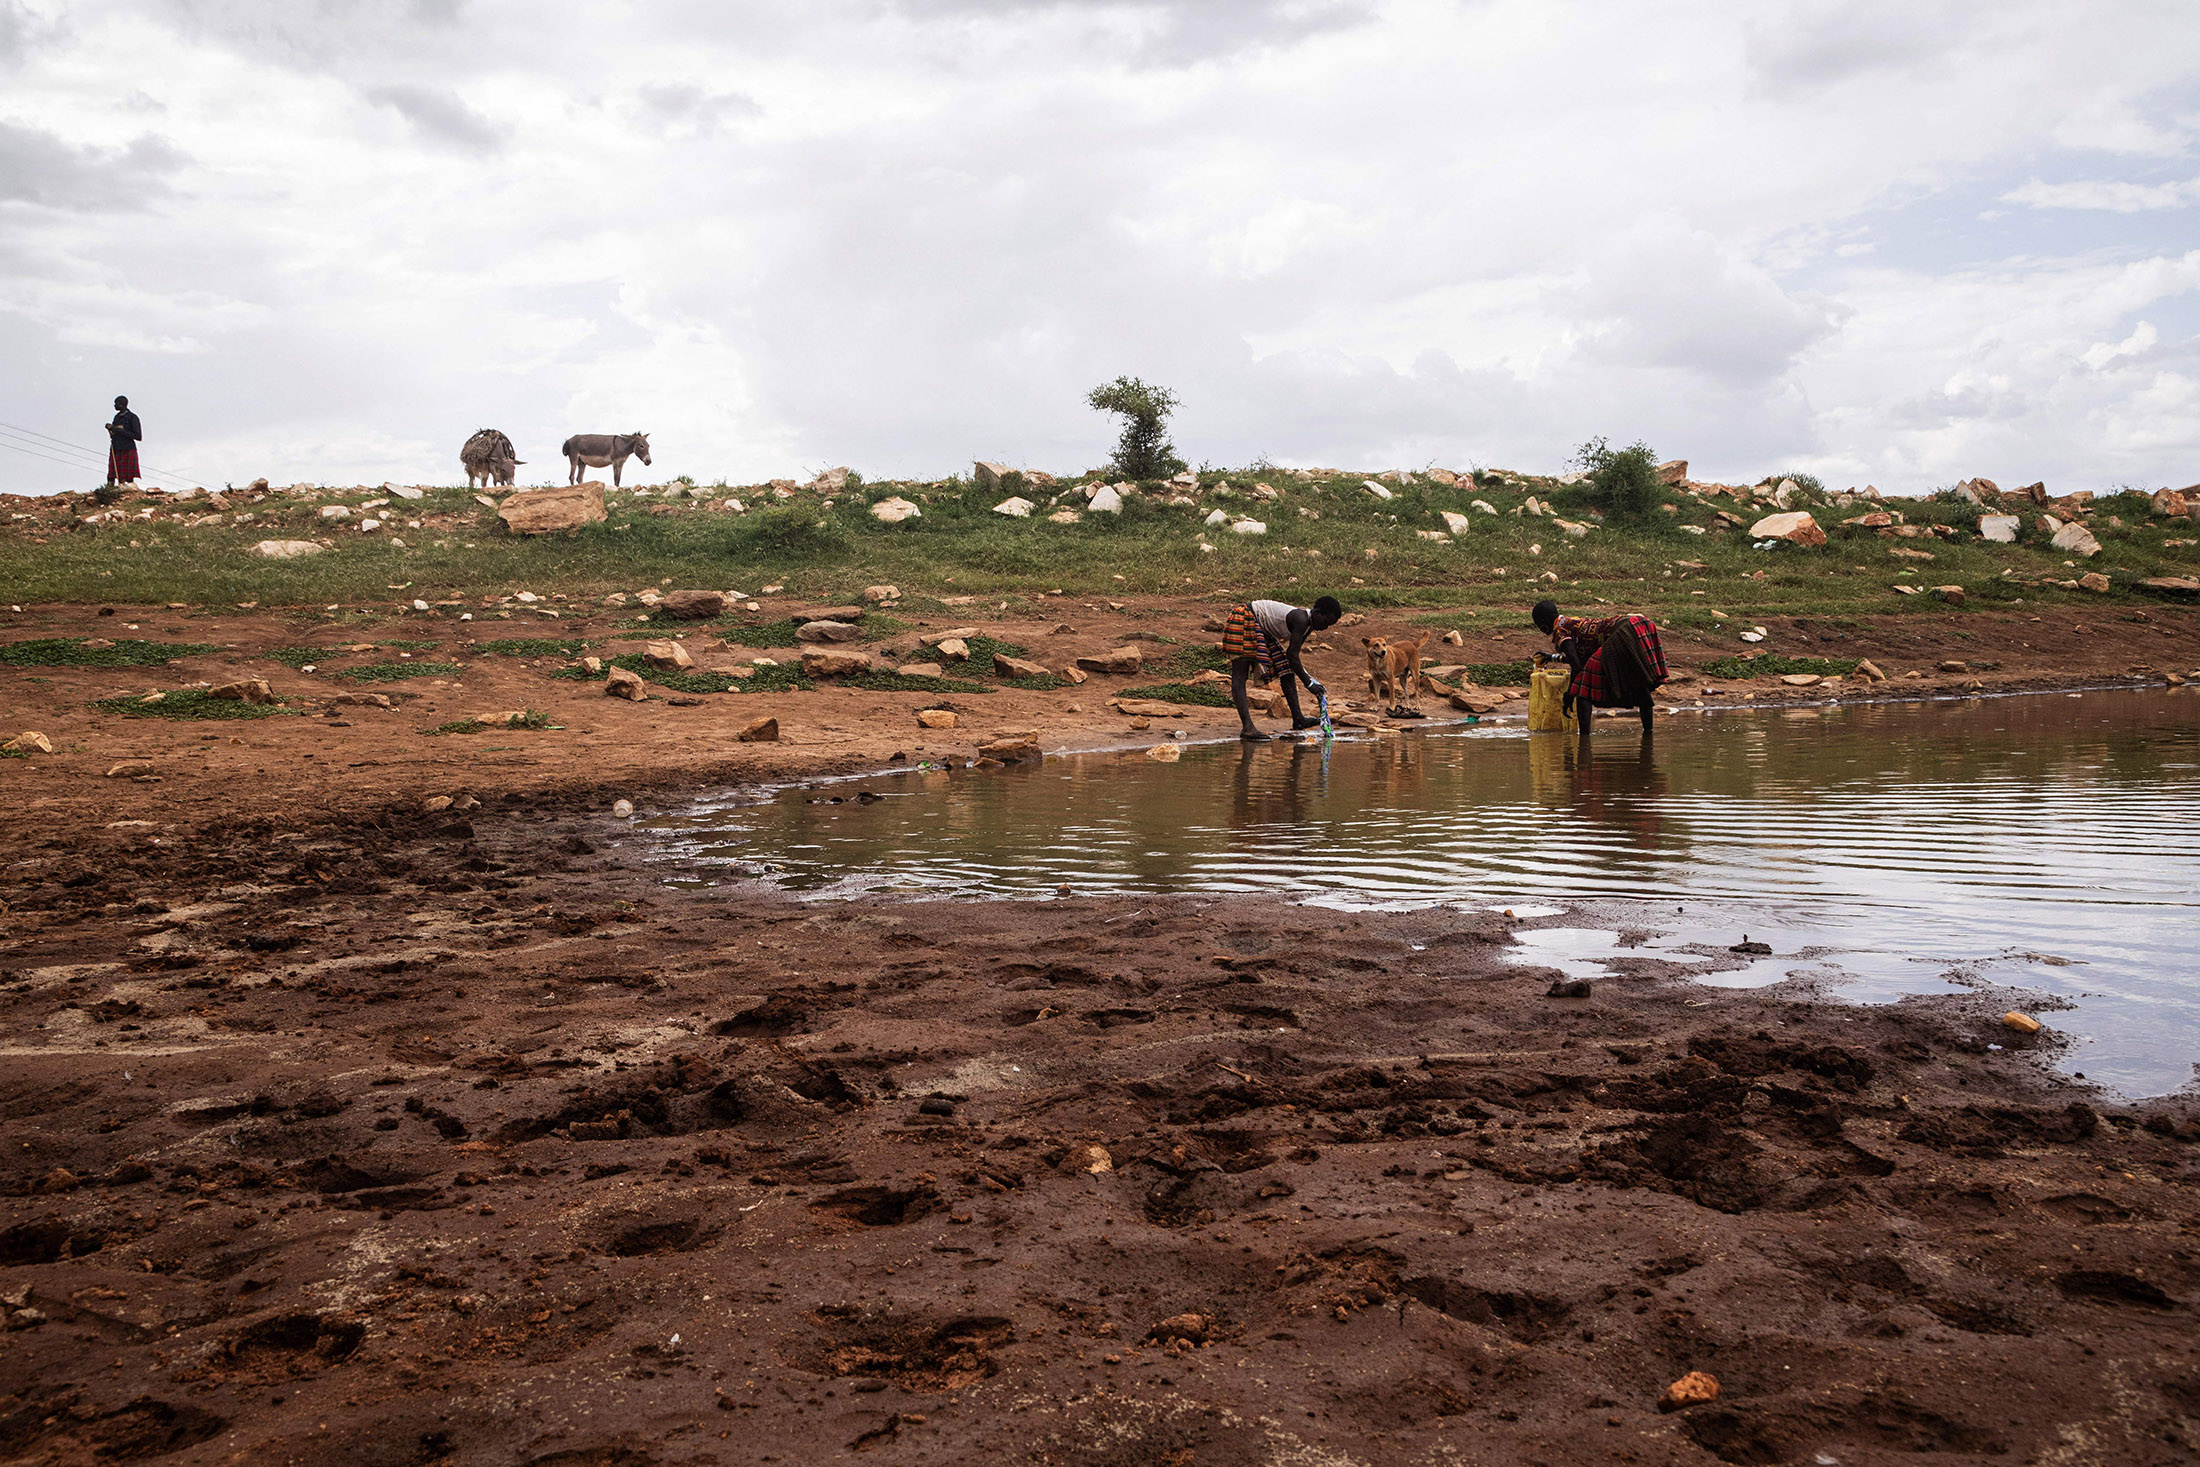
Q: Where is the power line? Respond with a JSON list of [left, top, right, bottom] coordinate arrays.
[[0, 437, 105, 474], [0, 418, 208, 488]]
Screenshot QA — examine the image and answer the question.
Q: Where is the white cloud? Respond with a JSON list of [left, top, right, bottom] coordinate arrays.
[[1, 0, 2198, 495]]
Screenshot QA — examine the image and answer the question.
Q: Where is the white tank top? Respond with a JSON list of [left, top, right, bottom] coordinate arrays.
[[1250, 599, 1298, 643]]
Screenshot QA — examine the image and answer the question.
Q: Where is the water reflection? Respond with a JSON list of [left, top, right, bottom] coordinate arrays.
[[649, 689, 2200, 1093]]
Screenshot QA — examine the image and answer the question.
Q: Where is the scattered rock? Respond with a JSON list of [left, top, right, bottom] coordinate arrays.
[[1439, 511, 1472, 535], [250, 539, 325, 559], [1057, 665, 1088, 685], [974, 462, 1016, 490], [2003, 1011, 2044, 1035], [1852, 659, 1886, 682], [1779, 673, 1822, 687], [935, 637, 971, 662], [1450, 691, 1504, 714], [1361, 480, 1394, 501], [208, 678, 277, 704], [811, 466, 853, 491], [795, 620, 863, 644], [1078, 1145, 1113, 1174], [1933, 585, 1966, 606], [2139, 576, 2199, 597], [896, 662, 945, 678], [870, 496, 922, 523], [736, 717, 780, 743], [1937, 660, 1968, 673], [642, 640, 694, 671], [1660, 1373, 1720, 1412], [605, 666, 648, 700], [994, 653, 1053, 680], [4, 731, 53, 754], [801, 649, 874, 678], [660, 589, 728, 620], [863, 585, 899, 603], [2077, 572, 2111, 594], [921, 627, 981, 648], [1145, 743, 1181, 762], [1546, 979, 1592, 998], [498, 482, 606, 534], [2050, 520, 2101, 557], [1076, 647, 1143, 675], [1229, 519, 1267, 535], [1147, 1313, 1213, 1345], [916, 709, 957, 729], [1088, 485, 1124, 514], [1979, 514, 2020, 543], [1657, 459, 1688, 485], [993, 497, 1035, 519], [1748, 510, 1825, 546], [105, 760, 154, 778], [977, 735, 1041, 762], [1110, 699, 1192, 718]]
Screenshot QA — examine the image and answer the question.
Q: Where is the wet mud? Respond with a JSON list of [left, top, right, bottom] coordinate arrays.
[[3, 803, 2198, 1464]]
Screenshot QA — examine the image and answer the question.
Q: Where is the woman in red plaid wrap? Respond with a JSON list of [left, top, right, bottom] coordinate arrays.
[[1531, 600, 1667, 737]]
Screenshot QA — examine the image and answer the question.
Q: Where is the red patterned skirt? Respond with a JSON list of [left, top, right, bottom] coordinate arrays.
[[108, 443, 140, 482], [1568, 614, 1667, 706]]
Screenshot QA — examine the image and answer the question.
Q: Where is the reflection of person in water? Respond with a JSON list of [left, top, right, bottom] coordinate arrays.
[[1532, 600, 1667, 737]]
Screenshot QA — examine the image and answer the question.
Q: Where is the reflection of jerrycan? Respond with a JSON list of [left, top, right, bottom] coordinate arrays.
[[1527, 729, 1577, 800], [1528, 665, 1578, 734]]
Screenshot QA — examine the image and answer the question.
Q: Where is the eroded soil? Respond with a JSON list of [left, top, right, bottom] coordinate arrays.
[[2, 799, 2198, 1465]]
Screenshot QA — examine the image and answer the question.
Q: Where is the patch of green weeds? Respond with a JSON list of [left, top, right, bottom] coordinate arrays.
[[92, 690, 295, 720], [1119, 682, 1233, 707], [339, 661, 465, 683], [1452, 662, 1534, 686], [1702, 654, 1860, 679], [379, 639, 438, 651], [734, 663, 815, 694], [718, 618, 805, 647], [425, 709, 554, 735], [843, 671, 994, 695], [2, 637, 215, 668], [263, 646, 330, 669], [1156, 642, 1228, 677], [963, 635, 1030, 666], [476, 638, 588, 657]]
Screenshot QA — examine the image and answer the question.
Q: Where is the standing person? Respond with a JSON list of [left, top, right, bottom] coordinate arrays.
[[105, 396, 142, 485], [1531, 599, 1667, 737], [1223, 595, 1341, 741]]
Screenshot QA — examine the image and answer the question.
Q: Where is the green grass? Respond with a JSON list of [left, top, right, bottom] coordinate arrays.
[[1449, 661, 1535, 686], [475, 638, 588, 657], [1, 637, 215, 668], [91, 689, 296, 720], [1156, 642, 1229, 677], [1119, 682, 1234, 707], [718, 618, 806, 647], [338, 661, 465, 683], [1701, 654, 1861, 679], [2, 473, 2192, 627], [379, 639, 438, 651], [1001, 673, 1068, 691]]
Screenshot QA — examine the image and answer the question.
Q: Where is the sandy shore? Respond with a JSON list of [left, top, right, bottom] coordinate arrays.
[[3, 599, 2199, 1465]]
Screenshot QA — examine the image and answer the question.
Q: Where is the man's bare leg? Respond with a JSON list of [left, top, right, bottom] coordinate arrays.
[[1231, 661, 1269, 740]]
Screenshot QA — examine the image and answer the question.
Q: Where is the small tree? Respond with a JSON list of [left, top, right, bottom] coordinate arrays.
[[1572, 437, 1661, 520], [1087, 377, 1185, 481]]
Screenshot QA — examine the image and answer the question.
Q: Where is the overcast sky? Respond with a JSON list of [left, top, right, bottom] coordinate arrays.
[[2, 0, 2197, 495]]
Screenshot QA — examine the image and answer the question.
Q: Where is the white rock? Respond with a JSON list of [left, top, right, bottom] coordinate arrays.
[[612, 799, 634, 818], [1361, 480, 1394, 500], [1440, 510, 1472, 534], [319, 504, 352, 519], [411, 598, 429, 611], [993, 496, 1035, 518], [390, 486, 424, 499], [1979, 514, 2020, 543], [1047, 509, 1082, 524], [1229, 519, 1267, 535], [359, 518, 382, 531], [1471, 499, 1497, 515], [1089, 486, 1124, 514], [2050, 520, 2102, 557], [1740, 630, 1766, 643], [870, 496, 921, 523], [251, 539, 325, 559], [1204, 508, 1229, 526]]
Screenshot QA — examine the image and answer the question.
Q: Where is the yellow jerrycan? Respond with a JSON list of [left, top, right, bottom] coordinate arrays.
[[1528, 663, 1578, 734]]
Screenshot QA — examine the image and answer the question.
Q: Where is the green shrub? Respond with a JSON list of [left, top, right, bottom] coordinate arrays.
[[1, 637, 215, 668], [1769, 472, 1825, 496], [425, 709, 553, 734], [1572, 437, 1662, 520], [475, 638, 587, 657], [1087, 377, 1185, 480]]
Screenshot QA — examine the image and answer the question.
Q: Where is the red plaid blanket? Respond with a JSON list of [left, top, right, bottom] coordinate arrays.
[[1568, 614, 1667, 706]]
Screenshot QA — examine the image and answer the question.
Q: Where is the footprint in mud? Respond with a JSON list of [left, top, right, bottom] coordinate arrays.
[[798, 1313, 1014, 1392], [222, 1313, 365, 1376], [1399, 1277, 1571, 1344], [599, 1216, 716, 1258], [811, 1185, 940, 1228]]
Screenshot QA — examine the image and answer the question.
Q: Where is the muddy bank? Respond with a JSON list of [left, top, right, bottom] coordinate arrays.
[[2, 794, 2198, 1464]]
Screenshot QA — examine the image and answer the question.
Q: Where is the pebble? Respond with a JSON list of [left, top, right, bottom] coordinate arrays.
[[612, 799, 634, 818]]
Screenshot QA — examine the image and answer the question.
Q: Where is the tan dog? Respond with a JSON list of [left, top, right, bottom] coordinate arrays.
[[1361, 630, 1432, 711]]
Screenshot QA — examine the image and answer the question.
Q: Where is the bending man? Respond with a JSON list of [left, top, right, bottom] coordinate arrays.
[[1223, 595, 1341, 741], [1531, 599, 1667, 737]]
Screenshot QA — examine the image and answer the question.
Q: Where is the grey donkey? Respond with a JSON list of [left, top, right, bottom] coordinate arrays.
[[459, 428, 522, 490], [561, 432, 651, 487]]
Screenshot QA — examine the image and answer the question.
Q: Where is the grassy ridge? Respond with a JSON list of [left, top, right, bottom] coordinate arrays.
[[2, 473, 2192, 626]]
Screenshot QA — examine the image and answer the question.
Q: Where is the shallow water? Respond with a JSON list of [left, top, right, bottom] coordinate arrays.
[[647, 688, 2200, 1095]]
